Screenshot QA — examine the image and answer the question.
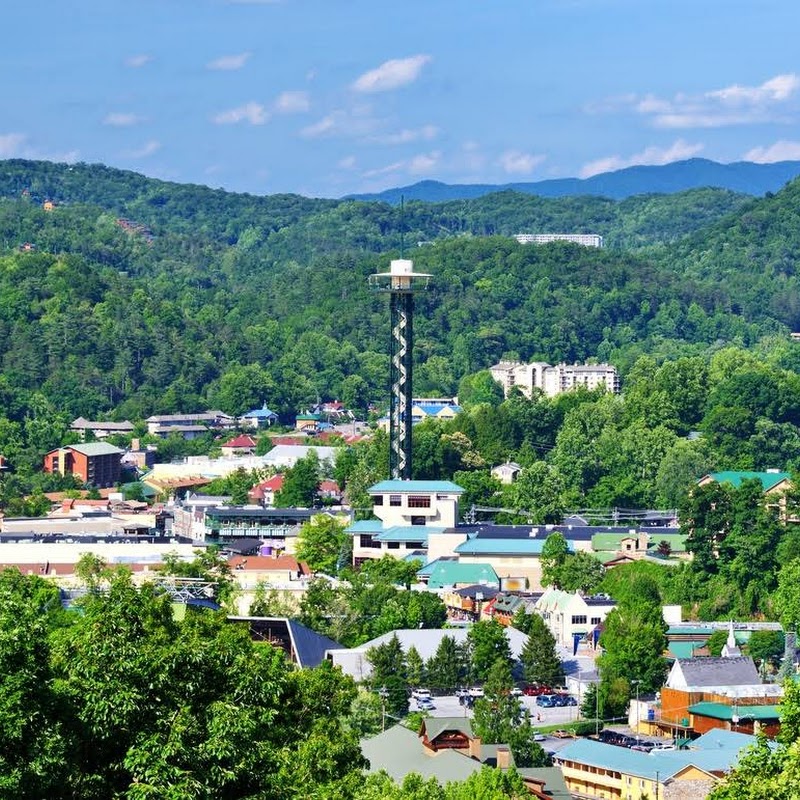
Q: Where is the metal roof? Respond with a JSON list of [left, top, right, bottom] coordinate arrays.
[[68, 442, 124, 457], [705, 471, 792, 490], [368, 480, 464, 494], [424, 560, 499, 589], [689, 702, 782, 720], [455, 537, 561, 556]]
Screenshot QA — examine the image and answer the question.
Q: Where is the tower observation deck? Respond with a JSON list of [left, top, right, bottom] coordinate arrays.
[[369, 259, 431, 479]]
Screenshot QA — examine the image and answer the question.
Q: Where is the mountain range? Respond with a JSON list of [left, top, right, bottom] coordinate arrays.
[[346, 158, 800, 204]]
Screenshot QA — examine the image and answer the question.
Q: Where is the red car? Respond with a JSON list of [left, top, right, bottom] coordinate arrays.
[[522, 684, 553, 696]]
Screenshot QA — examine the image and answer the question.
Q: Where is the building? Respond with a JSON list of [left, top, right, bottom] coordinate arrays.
[[239, 404, 279, 429], [514, 233, 603, 247], [534, 588, 617, 649], [327, 626, 529, 683], [489, 360, 620, 399], [657, 655, 783, 740], [555, 729, 760, 800], [42, 442, 123, 487], [220, 434, 258, 457], [410, 398, 463, 424], [349, 480, 463, 566], [70, 417, 135, 440], [145, 411, 235, 438], [490, 462, 523, 484], [697, 470, 795, 520]]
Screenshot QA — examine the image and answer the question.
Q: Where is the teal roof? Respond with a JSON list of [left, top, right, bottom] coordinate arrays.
[[556, 731, 758, 782], [376, 526, 442, 543], [346, 519, 384, 533], [425, 561, 499, 589], [689, 702, 782, 721], [667, 626, 714, 635], [369, 480, 464, 494], [668, 641, 704, 659], [704, 471, 792, 491], [455, 537, 572, 556]]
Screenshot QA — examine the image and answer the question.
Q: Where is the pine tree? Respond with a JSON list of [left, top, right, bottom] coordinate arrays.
[[519, 613, 564, 686]]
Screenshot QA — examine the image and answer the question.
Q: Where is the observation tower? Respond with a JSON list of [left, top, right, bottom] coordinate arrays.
[[369, 258, 431, 479]]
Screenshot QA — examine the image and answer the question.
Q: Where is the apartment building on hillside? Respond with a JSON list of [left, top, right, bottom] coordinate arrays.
[[489, 360, 620, 399]]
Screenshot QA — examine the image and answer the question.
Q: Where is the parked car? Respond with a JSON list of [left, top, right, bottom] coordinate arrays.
[[562, 695, 578, 706], [468, 687, 485, 698], [523, 684, 552, 696], [536, 695, 555, 707], [533, 733, 547, 742], [417, 698, 435, 711], [510, 687, 524, 697], [552, 730, 574, 739], [411, 688, 432, 700], [650, 742, 677, 752]]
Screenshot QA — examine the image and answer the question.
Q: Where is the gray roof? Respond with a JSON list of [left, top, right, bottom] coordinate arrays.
[[515, 767, 572, 800], [361, 725, 485, 783], [68, 442, 124, 457], [421, 717, 473, 741], [673, 656, 761, 687], [328, 627, 529, 682]]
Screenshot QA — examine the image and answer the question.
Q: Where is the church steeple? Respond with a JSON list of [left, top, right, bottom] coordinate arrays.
[[722, 620, 742, 658]]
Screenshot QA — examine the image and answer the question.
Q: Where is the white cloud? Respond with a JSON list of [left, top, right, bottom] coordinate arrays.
[[352, 55, 431, 93], [213, 102, 269, 125], [408, 151, 441, 174], [580, 139, 704, 178], [0, 133, 78, 163], [498, 150, 546, 176], [300, 107, 376, 139], [362, 151, 440, 179], [590, 73, 800, 130], [207, 52, 251, 71], [123, 140, 161, 159], [0, 133, 26, 157], [273, 91, 310, 114], [338, 155, 357, 170], [709, 74, 800, 104], [125, 54, 152, 68], [103, 112, 143, 127], [744, 140, 800, 163], [369, 125, 439, 145]]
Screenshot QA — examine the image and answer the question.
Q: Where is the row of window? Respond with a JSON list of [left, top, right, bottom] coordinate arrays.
[[570, 616, 603, 625], [373, 494, 432, 508]]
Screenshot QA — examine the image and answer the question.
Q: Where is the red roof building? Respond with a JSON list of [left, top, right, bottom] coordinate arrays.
[[221, 434, 258, 456]]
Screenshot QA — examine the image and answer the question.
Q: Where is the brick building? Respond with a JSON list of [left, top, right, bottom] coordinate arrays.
[[43, 443, 123, 488]]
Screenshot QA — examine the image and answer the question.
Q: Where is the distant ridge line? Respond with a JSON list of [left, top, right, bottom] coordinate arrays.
[[344, 158, 800, 204]]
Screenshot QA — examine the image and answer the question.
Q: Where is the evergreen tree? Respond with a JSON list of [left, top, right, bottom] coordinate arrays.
[[518, 614, 564, 686], [426, 635, 466, 694], [274, 451, 320, 507]]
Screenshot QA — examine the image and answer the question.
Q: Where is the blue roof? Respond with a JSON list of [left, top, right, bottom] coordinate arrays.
[[414, 403, 462, 416], [243, 406, 278, 418], [556, 732, 758, 782], [425, 561, 499, 589], [455, 536, 573, 556], [346, 519, 385, 533], [369, 480, 464, 494], [376, 526, 444, 543]]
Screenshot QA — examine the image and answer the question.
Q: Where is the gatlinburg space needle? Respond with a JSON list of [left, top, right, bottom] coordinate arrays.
[[369, 258, 431, 480]]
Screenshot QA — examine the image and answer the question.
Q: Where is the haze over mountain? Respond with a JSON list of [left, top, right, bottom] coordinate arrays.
[[346, 158, 800, 204]]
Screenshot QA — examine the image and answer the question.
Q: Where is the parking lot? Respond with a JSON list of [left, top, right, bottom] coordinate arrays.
[[413, 692, 584, 728]]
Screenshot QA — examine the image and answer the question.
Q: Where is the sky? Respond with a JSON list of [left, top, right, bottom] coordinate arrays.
[[2, 0, 800, 199]]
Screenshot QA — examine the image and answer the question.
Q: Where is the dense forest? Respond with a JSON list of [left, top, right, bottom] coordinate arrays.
[[3, 159, 800, 504]]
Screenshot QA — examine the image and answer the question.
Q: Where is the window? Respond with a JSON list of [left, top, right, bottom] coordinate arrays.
[[408, 495, 431, 508], [571, 615, 587, 625], [388, 542, 400, 549], [407, 541, 424, 549], [389, 495, 402, 507], [410, 516, 426, 526], [591, 617, 601, 625], [373, 495, 383, 506]]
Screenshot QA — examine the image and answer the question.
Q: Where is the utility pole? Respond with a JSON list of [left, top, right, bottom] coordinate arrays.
[[632, 679, 641, 742]]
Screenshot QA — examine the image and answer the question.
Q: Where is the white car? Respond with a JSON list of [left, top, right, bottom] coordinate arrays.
[[510, 687, 524, 697], [412, 688, 432, 701], [533, 733, 546, 742], [650, 743, 676, 752], [468, 687, 485, 698]]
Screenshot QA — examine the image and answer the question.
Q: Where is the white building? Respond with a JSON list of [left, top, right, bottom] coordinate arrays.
[[348, 480, 464, 567], [489, 360, 620, 399], [534, 588, 617, 648], [514, 233, 603, 248]]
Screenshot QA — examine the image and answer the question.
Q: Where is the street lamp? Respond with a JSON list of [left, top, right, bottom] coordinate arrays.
[[632, 680, 642, 742]]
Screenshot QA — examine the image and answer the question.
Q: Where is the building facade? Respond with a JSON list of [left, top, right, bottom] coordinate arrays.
[[43, 443, 123, 488], [489, 360, 620, 399]]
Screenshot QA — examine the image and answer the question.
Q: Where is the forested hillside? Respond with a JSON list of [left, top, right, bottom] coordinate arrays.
[[0, 158, 798, 429]]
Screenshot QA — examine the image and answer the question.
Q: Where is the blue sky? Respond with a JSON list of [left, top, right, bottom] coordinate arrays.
[[3, 0, 799, 198]]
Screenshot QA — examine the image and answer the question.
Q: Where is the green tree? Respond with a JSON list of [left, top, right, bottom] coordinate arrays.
[[295, 514, 349, 575], [506, 461, 565, 523], [517, 612, 564, 686], [406, 645, 426, 688], [367, 634, 409, 718], [558, 551, 606, 593], [457, 371, 504, 409], [467, 620, 512, 683], [275, 450, 320, 507], [426, 635, 468, 694], [540, 531, 570, 588]]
